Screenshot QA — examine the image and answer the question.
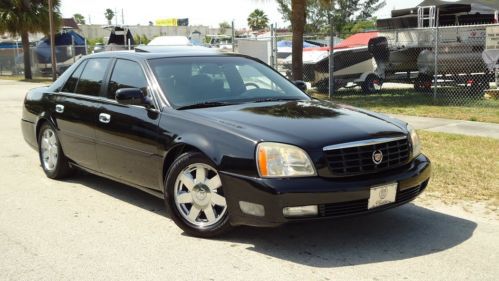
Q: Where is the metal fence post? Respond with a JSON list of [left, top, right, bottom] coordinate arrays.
[[328, 8, 334, 98], [14, 40, 19, 75], [273, 24, 278, 68], [71, 35, 76, 63], [231, 20, 235, 53], [433, 8, 439, 100], [270, 24, 275, 68]]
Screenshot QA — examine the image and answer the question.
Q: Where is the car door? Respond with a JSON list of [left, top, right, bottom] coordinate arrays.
[[94, 58, 162, 190], [53, 58, 111, 170]]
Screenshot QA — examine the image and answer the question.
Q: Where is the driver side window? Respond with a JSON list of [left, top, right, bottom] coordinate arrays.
[[107, 59, 148, 100]]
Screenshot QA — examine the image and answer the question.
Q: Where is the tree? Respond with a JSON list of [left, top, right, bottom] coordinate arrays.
[[104, 8, 115, 25], [279, 0, 384, 80], [277, 0, 384, 35], [73, 13, 85, 25], [291, 0, 306, 80], [247, 9, 269, 31], [218, 21, 231, 35], [0, 0, 61, 79]]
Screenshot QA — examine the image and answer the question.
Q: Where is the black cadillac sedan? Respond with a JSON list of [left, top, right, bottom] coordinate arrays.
[[21, 46, 431, 237]]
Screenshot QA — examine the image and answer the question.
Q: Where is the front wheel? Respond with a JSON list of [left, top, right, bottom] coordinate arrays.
[[164, 152, 232, 238]]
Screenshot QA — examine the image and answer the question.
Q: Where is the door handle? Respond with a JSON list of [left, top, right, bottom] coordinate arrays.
[[99, 113, 111, 124], [55, 104, 64, 113]]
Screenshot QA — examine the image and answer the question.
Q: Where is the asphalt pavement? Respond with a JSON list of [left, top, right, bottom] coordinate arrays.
[[1, 80, 498, 281]]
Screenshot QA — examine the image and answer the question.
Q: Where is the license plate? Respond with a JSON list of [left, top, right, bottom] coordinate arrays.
[[368, 182, 397, 209]]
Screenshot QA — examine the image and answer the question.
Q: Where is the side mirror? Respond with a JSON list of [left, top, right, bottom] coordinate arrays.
[[293, 80, 307, 92], [115, 88, 150, 106]]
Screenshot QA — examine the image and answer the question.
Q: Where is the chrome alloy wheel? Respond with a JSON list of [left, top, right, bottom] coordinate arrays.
[[40, 128, 58, 171], [174, 163, 227, 227]]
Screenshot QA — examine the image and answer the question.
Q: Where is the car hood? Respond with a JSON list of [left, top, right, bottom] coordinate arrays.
[[186, 100, 407, 150]]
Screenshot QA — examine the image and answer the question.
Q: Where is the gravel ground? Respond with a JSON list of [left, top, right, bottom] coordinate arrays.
[[1, 80, 498, 281]]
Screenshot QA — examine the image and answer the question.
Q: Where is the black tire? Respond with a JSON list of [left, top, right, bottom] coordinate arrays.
[[164, 152, 232, 238], [361, 74, 382, 94], [314, 79, 329, 93], [414, 75, 432, 93], [38, 122, 74, 179], [467, 76, 488, 99]]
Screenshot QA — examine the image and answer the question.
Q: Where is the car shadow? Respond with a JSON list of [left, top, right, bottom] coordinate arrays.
[[221, 205, 477, 267], [68, 172, 477, 268], [67, 172, 167, 217]]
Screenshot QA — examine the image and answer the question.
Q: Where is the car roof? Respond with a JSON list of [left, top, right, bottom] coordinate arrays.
[[88, 46, 238, 60]]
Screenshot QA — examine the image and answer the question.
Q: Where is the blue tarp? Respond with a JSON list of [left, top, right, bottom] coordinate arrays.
[[36, 30, 87, 63]]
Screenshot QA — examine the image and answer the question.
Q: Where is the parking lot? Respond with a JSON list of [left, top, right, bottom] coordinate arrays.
[[1, 79, 498, 280]]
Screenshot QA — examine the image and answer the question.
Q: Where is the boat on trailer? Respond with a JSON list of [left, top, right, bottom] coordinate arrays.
[[368, 0, 499, 93], [283, 31, 381, 94]]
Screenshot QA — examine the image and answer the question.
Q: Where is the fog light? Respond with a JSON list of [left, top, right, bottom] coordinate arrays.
[[283, 205, 318, 218], [239, 201, 265, 217]]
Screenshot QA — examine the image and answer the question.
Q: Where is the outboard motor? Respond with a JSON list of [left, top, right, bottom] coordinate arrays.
[[368, 37, 389, 78], [482, 50, 499, 89]]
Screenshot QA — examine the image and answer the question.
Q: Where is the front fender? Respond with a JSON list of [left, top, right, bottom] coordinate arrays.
[[159, 112, 259, 178]]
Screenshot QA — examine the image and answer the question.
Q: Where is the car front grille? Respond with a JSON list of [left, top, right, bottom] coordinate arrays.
[[324, 137, 410, 177], [318, 182, 427, 218]]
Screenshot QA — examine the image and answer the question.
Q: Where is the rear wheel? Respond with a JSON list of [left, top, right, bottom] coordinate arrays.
[[38, 122, 74, 179], [467, 76, 488, 98], [361, 74, 382, 94], [164, 152, 232, 238], [414, 74, 433, 93]]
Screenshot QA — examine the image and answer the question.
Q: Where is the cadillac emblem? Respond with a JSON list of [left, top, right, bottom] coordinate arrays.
[[372, 150, 383, 165]]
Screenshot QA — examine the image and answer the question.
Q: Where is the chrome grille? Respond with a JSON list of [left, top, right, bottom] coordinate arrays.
[[324, 137, 410, 176]]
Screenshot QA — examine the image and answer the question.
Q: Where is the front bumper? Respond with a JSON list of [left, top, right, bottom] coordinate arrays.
[[220, 154, 431, 227]]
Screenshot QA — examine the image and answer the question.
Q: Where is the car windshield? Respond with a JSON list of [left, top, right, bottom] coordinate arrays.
[[148, 56, 310, 109]]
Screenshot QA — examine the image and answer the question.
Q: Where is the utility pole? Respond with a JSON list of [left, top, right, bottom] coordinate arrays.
[[48, 0, 57, 81], [122, 8, 124, 25]]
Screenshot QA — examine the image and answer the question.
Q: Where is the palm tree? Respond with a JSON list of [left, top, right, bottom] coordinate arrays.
[[247, 9, 269, 31], [291, 0, 306, 81], [104, 8, 114, 25], [73, 13, 85, 25], [0, 0, 61, 79], [291, 0, 332, 81]]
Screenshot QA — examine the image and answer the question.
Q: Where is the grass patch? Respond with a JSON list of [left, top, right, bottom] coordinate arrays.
[[419, 131, 499, 205], [0, 75, 52, 83], [311, 88, 499, 124]]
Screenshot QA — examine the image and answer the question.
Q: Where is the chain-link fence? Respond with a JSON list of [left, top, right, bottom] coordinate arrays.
[[2, 23, 499, 107], [242, 23, 499, 106], [0, 44, 86, 78]]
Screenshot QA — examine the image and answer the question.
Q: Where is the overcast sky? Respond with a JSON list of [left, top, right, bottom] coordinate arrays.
[[60, 0, 425, 29]]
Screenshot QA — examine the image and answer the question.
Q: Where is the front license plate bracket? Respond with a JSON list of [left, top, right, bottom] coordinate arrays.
[[368, 182, 397, 209]]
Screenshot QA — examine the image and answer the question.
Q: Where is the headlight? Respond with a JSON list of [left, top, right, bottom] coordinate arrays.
[[407, 124, 421, 157], [256, 142, 316, 178]]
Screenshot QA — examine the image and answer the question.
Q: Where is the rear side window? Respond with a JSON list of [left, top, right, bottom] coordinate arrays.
[[74, 58, 110, 96], [107, 59, 148, 99], [61, 60, 86, 93]]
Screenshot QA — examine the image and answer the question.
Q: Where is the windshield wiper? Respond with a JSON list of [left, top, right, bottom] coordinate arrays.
[[176, 101, 235, 110]]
